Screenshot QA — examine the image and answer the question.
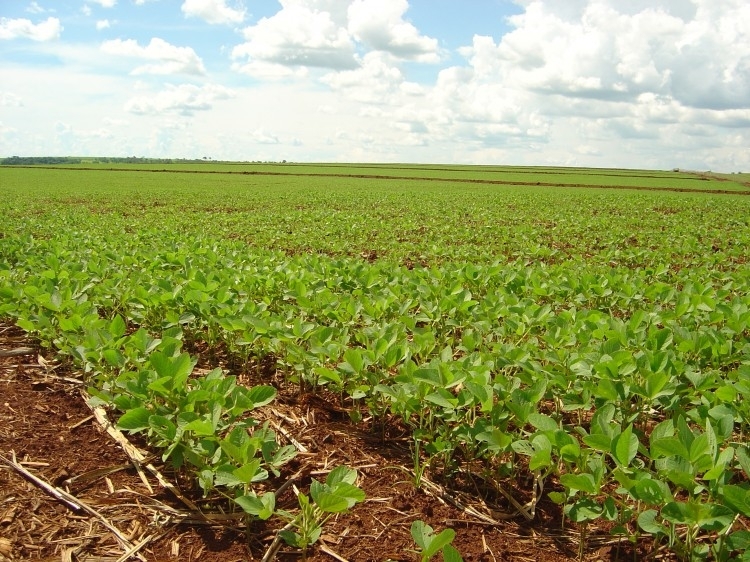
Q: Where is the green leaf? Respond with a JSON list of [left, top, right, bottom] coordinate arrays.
[[736, 446, 750, 479], [661, 501, 733, 530], [715, 384, 737, 403], [527, 413, 558, 432], [326, 465, 358, 487], [312, 479, 365, 512], [565, 497, 603, 522], [547, 491, 566, 504], [582, 433, 612, 452], [314, 491, 351, 513], [638, 509, 667, 535], [246, 385, 277, 408], [644, 372, 669, 399], [425, 391, 456, 410], [704, 446, 735, 481], [233, 460, 262, 485], [116, 407, 151, 432], [279, 529, 302, 548], [182, 418, 215, 436], [612, 424, 638, 468], [235, 492, 275, 520], [410, 520, 456, 560], [689, 433, 710, 463], [721, 485, 750, 517], [442, 544, 464, 562], [529, 448, 551, 471], [589, 403, 615, 436], [651, 437, 689, 460], [603, 497, 617, 521], [631, 479, 672, 505], [109, 314, 126, 338], [559, 473, 597, 494], [475, 429, 512, 453], [411, 520, 432, 550], [650, 418, 674, 442], [424, 529, 456, 559], [726, 530, 750, 553]]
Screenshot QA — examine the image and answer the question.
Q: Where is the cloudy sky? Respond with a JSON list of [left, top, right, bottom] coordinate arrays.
[[1, 0, 749, 171]]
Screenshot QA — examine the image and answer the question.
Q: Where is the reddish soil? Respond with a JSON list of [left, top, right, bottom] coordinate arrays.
[[1, 322, 646, 562]]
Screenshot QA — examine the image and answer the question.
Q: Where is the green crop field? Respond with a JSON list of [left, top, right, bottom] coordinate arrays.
[[1, 163, 750, 561]]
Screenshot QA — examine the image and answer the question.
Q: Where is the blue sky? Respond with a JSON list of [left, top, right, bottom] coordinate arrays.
[[1, 0, 749, 171]]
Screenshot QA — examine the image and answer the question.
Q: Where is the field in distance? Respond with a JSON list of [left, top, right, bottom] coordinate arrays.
[[7, 159, 750, 192]]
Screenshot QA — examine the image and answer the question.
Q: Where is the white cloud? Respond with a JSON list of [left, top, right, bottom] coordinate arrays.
[[0, 92, 24, 107], [26, 2, 47, 14], [3, 0, 749, 171], [124, 83, 235, 115], [103, 117, 129, 127], [232, 0, 356, 73], [88, 0, 117, 7], [0, 17, 62, 41], [231, 0, 442, 76], [181, 0, 246, 25], [347, 0, 440, 62], [101, 38, 206, 75], [96, 19, 111, 30], [321, 51, 404, 104], [388, 0, 750, 169], [251, 128, 280, 144], [467, 0, 750, 110], [0, 121, 19, 138], [231, 59, 309, 80]]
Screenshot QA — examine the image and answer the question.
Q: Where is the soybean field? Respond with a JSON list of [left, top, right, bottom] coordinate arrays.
[[1, 163, 749, 562]]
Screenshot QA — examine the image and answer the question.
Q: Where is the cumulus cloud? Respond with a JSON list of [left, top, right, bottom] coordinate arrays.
[[0, 92, 24, 107], [26, 2, 47, 14], [231, 0, 441, 77], [347, 0, 440, 62], [101, 37, 206, 75], [396, 0, 750, 166], [321, 51, 405, 104], [0, 17, 62, 41], [96, 19, 111, 30], [232, 0, 356, 75], [464, 0, 750, 110], [181, 0, 246, 25], [124, 83, 234, 115], [88, 0, 117, 7], [251, 128, 281, 144]]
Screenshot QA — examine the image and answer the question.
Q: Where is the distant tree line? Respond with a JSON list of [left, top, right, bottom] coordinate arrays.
[[1, 156, 82, 165], [1, 156, 292, 166]]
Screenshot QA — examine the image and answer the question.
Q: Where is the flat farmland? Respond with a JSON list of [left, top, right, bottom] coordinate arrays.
[[1, 163, 749, 562], [18, 161, 750, 191]]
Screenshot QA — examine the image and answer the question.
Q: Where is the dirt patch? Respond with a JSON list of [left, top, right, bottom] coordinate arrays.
[[1, 322, 643, 561]]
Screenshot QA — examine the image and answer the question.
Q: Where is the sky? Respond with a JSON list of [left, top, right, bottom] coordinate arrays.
[[1, 0, 749, 171]]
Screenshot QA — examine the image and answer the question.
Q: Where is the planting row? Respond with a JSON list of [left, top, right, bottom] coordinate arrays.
[[2, 224, 750, 559]]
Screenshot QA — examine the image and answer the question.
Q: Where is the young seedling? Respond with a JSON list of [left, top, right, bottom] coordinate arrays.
[[277, 466, 365, 560], [410, 520, 463, 562]]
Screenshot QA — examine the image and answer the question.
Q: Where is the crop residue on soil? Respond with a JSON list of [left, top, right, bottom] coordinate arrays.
[[1, 323, 638, 561]]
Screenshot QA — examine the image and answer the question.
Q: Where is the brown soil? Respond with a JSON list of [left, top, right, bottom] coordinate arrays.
[[1, 322, 647, 562]]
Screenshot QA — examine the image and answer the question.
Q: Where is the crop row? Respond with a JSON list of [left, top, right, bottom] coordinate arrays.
[[2, 166, 750, 560], [2, 218, 750, 559]]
